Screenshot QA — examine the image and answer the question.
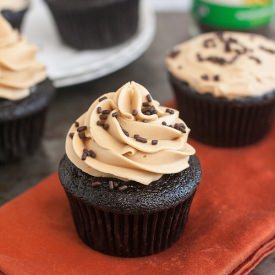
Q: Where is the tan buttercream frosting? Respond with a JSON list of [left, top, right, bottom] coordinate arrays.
[[0, 0, 28, 11], [65, 82, 195, 185], [0, 16, 46, 100], [166, 32, 275, 99]]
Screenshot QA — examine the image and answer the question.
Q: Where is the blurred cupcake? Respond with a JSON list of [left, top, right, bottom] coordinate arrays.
[[0, 0, 30, 30], [0, 17, 55, 163], [166, 32, 275, 147], [59, 81, 201, 257], [45, 0, 140, 50]]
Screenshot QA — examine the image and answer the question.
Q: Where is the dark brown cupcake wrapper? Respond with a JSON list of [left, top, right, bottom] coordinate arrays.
[[65, 189, 196, 257], [45, 0, 139, 50], [169, 74, 275, 147], [0, 108, 48, 163]]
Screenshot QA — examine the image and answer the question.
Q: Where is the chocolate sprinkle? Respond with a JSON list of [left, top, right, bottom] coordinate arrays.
[[112, 111, 118, 118], [69, 132, 74, 139], [92, 182, 101, 187], [166, 108, 175, 115], [132, 109, 138, 116], [142, 102, 150, 107], [98, 96, 107, 102], [78, 132, 86, 139], [97, 107, 102, 114], [119, 185, 128, 191], [216, 31, 225, 42], [122, 129, 129, 137], [134, 135, 147, 143], [205, 56, 227, 65], [82, 149, 88, 160], [97, 120, 105, 126], [174, 123, 186, 133], [99, 114, 108, 120], [102, 110, 111, 115], [249, 56, 261, 64], [203, 38, 216, 48], [259, 45, 275, 54], [146, 94, 152, 102], [74, 121, 79, 127], [169, 49, 180, 58], [213, 75, 220, 82], [151, 140, 158, 145], [162, 121, 167, 126], [196, 53, 203, 62], [88, 150, 96, 158], [201, 74, 209, 81], [77, 126, 87, 132], [103, 124, 109, 130]]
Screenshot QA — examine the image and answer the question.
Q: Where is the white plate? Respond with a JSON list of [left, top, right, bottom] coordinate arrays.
[[23, 0, 156, 87]]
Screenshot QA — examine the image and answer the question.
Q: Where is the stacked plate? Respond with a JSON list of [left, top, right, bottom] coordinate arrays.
[[23, 0, 156, 87]]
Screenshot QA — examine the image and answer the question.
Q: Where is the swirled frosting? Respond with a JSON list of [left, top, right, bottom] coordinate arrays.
[[0, 0, 28, 11], [166, 32, 275, 99], [0, 16, 46, 100], [65, 82, 195, 185]]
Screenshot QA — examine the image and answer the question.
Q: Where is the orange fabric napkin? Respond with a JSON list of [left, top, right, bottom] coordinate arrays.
[[0, 105, 275, 275]]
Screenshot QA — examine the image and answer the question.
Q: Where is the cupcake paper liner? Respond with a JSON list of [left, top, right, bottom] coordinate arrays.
[[65, 190, 196, 257], [169, 74, 275, 147], [0, 108, 48, 163], [45, 0, 139, 50], [0, 79, 55, 163], [1, 8, 29, 30]]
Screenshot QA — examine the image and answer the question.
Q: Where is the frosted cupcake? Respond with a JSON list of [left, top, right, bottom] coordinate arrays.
[[45, 0, 140, 49], [0, 17, 55, 163], [166, 32, 275, 147], [59, 82, 201, 257]]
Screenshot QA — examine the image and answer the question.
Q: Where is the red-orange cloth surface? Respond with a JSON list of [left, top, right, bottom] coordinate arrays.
[[0, 104, 275, 275]]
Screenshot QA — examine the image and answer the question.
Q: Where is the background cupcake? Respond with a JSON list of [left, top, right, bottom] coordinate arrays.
[[166, 32, 275, 147], [45, 0, 140, 50], [59, 81, 201, 257], [0, 0, 30, 30], [0, 17, 55, 163]]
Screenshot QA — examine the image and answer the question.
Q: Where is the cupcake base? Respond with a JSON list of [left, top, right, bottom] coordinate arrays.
[[169, 74, 275, 147], [1, 8, 29, 30], [45, 0, 139, 50], [0, 79, 55, 163], [59, 154, 201, 257]]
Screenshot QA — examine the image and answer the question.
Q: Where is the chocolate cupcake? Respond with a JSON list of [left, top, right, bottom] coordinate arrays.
[[59, 82, 201, 257], [0, 0, 29, 30], [0, 17, 55, 163], [45, 0, 140, 50], [166, 32, 275, 147]]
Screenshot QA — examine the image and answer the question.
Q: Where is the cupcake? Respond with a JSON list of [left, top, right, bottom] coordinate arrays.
[[166, 32, 275, 147], [59, 82, 201, 257], [0, 0, 30, 30], [45, 0, 140, 50], [0, 17, 55, 163]]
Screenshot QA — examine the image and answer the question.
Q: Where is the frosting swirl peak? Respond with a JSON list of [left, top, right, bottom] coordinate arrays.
[[0, 16, 46, 100], [66, 82, 195, 185]]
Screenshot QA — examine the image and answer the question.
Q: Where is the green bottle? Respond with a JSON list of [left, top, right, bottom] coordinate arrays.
[[192, 0, 274, 35]]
